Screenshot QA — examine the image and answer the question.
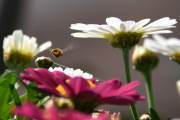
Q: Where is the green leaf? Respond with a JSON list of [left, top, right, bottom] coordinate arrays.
[[150, 108, 161, 120], [26, 82, 48, 103], [11, 87, 22, 105], [0, 70, 17, 120], [37, 96, 50, 106]]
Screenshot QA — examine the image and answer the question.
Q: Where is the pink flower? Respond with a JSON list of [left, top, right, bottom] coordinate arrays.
[[11, 102, 107, 120], [21, 68, 145, 112], [93, 109, 121, 120]]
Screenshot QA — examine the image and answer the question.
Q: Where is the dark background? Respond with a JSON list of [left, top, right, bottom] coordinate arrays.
[[0, 0, 180, 119]]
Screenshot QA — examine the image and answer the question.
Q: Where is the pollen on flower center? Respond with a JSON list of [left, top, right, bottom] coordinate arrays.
[[56, 85, 67, 96], [138, 27, 144, 30]]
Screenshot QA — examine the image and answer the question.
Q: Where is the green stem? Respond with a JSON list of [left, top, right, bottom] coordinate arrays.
[[122, 48, 131, 83], [143, 70, 154, 110], [11, 86, 22, 105], [121, 48, 139, 120]]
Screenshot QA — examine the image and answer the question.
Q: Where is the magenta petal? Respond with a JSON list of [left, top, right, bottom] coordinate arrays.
[[36, 68, 60, 88], [108, 81, 142, 96], [92, 79, 122, 95], [11, 102, 44, 120], [52, 70, 71, 84], [100, 96, 137, 105], [68, 77, 91, 95], [12, 101, 107, 120], [23, 68, 55, 87], [120, 80, 141, 89], [76, 91, 100, 101]]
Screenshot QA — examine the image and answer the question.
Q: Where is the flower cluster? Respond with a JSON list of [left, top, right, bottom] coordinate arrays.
[[0, 15, 179, 120]]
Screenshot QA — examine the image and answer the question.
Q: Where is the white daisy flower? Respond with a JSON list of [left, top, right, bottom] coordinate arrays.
[[177, 80, 180, 97], [144, 35, 180, 64], [70, 17, 177, 49], [71, 17, 176, 38], [49, 67, 93, 79], [3, 30, 52, 72]]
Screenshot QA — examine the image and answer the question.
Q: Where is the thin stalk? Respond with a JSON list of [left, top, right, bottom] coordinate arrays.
[[143, 70, 154, 110], [121, 48, 139, 120], [121, 48, 131, 83], [11, 86, 21, 105]]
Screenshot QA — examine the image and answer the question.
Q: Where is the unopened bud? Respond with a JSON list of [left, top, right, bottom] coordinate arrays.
[[35, 56, 53, 69], [54, 97, 74, 109], [45, 97, 74, 110], [132, 46, 159, 72], [176, 80, 180, 97]]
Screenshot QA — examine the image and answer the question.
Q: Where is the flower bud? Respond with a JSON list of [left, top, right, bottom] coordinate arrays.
[[176, 80, 180, 97], [54, 97, 74, 109], [140, 114, 151, 120], [132, 46, 159, 72], [35, 56, 53, 69], [45, 97, 74, 110], [92, 109, 121, 120]]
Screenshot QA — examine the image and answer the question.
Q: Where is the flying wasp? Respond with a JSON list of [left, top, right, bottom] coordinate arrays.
[[50, 42, 76, 59], [50, 48, 63, 59]]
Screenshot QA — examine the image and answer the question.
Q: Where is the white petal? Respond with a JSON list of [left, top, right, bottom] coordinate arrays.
[[159, 19, 177, 26], [139, 26, 175, 33], [130, 19, 150, 31], [145, 17, 170, 27], [167, 38, 180, 46], [166, 38, 180, 52], [100, 25, 117, 33], [120, 23, 126, 31], [143, 35, 176, 55], [36, 41, 52, 55], [123, 21, 136, 32], [71, 33, 103, 38], [145, 30, 172, 35], [74, 69, 83, 77], [144, 39, 170, 55], [48, 67, 54, 72], [106, 17, 122, 31], [84, 25, 109, 34], [13, 30, 23, 51], [70, 23, 87, 30]]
